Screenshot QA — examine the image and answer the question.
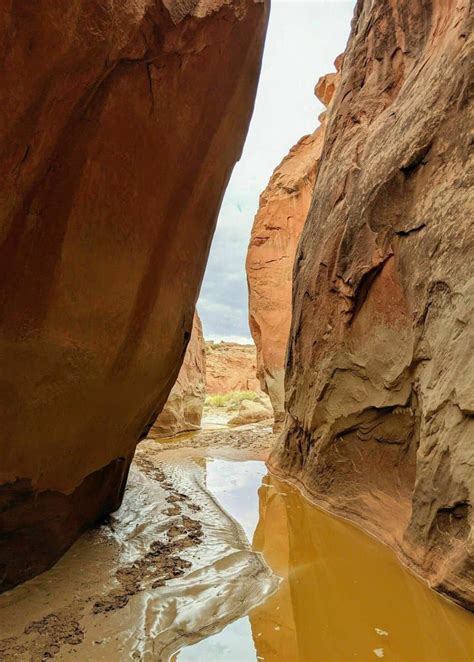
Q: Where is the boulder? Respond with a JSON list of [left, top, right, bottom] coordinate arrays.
[[228, 399, 273, 427], [0, 0, 268, 591]]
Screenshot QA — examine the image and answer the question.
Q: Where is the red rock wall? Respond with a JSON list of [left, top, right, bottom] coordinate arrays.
[[271, 0, 473, 610], [150, 313, 206, 438], [246, 64, 341, 427], [205, 342, 260, 394], [0, 0, 268, 591]]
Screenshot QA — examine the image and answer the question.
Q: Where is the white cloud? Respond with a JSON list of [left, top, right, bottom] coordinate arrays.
[[206, 334, 254, 345]]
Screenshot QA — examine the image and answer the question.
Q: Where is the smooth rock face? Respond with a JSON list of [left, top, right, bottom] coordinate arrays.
[[0, 0, 268, 591], [246, 65, 341, 427], [271, 0, 473, 610], [205, 342, 260, 394], [149, 313, 206, 438]]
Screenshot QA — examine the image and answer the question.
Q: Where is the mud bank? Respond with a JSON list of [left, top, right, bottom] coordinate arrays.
[[0, 428, 277, 661]]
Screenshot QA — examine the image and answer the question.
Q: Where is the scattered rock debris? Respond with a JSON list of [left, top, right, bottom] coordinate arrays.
[[0, 454, 205, 661], [1, 609, 86, 662]]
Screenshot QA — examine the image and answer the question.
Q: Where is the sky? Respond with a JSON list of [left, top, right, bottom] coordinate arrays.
[[198, 0, 356, 343]]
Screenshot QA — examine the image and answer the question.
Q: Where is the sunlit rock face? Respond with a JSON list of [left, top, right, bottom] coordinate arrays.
[[271, 0, 473, 610], [150, 313, 206, 438], [246, 63, 341, 428], [0, 0, 268, 591]]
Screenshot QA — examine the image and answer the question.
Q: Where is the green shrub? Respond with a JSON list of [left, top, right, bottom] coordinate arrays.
[[205, 390, 259, 408]]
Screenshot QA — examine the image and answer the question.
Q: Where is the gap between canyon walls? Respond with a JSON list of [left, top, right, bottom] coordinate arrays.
[[268, 0, 473, 611], [0, 0, 269, 592], [247, 56, 343, 429]]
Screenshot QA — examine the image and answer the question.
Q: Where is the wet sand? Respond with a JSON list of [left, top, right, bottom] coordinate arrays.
[[0, 427, 278, 661]]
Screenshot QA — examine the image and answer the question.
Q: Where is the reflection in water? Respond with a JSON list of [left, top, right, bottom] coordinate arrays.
[[177, 459, 269, 661], [177, 613, 257, 661], [179, 463, 474, 662], [206, 459, 268, 539]]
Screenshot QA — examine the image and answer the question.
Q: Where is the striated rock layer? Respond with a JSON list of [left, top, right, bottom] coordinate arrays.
[[205, 342, 260, 394], [247, 61, 341, 427], [0, 0, 268, 591], [271, 0, 473, 610], [150, 313, 206, 438]]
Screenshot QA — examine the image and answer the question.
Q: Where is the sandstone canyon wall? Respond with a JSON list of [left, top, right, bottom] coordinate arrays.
[[246, 61, 341, 426], [271, 0, 473, 610], [205, 342, 260, 394], [0, 0, 268, 591], [149, 313, 206, 438]]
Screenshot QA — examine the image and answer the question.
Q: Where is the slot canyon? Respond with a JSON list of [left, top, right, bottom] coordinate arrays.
[[0, 0, 472, 660]]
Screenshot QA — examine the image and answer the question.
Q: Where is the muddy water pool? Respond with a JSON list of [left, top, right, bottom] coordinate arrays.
[[175, 457, 473, 662], [0, 433, 472, 661]]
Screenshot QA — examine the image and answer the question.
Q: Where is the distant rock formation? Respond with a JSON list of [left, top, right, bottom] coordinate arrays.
[[150, 313, 206, 438], [206, 343, 260, 394], [271, 0, 473, 610], [0, 0, 268, 591], [247, 61, 342, 427]]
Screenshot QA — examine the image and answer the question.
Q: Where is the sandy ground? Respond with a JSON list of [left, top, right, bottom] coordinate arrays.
[[0, 426, 277, 662]]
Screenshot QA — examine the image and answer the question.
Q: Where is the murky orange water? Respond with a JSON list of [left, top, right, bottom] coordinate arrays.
[[1, 449, 471, 661], [177, 459, 474, 662]]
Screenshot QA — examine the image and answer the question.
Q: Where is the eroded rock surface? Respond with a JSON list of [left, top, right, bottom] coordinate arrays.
[[271, 0, 473, 610], [150, 313, 206, 438], [0, 0, 268, 591], [205, 342, 260, 394], [246, 63, 341, 426]]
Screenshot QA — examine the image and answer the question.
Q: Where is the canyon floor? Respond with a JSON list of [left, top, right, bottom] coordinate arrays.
[[0, 423, 472, 662]]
